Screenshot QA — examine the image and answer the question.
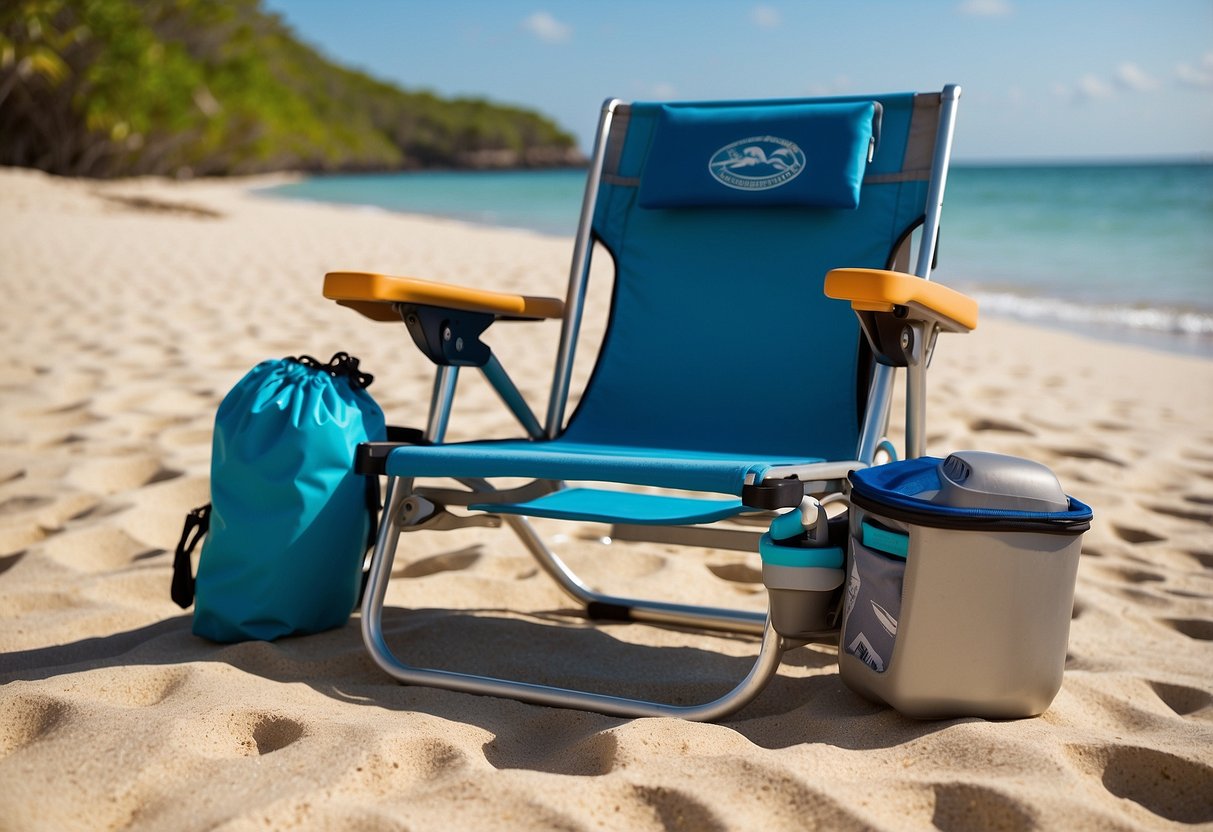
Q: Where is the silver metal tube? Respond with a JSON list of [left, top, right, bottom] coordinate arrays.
[[361, 476, 411, 657], [481, 355, 544, 439], [904, 323, 929, 459], [362, 482, 785, 719], [857, 363, 896, 464], [545, 99, 620, 438], [914, 84, 962, 281], [425, 365, 459, 443], [504, 515, 766, 635]]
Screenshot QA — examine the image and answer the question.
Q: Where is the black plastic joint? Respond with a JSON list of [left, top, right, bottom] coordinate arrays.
[[355, 442, 397, 476], [356, 428, 431, 476], [741, 477, 805, 510], [399, 303, 494, 367]]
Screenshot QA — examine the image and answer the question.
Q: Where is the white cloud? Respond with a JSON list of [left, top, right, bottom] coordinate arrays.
[[957, 0, 1013, 17], [521, 11, 571, 43], [1114, 63, 1158, 92], [1074, 74, 1113, 101], [1175, 51, 1213, 89], [649, 82, 677, 99], [751, 5, 781, 28]]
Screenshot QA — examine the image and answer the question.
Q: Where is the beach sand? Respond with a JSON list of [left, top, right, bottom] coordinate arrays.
[[1, 166, 1210, 831]]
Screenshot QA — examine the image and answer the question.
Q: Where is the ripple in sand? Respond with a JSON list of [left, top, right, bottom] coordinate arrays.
[[85, 667, 191, 708], [1162, 618, 1213, 641], [969, 417, 1034, 436], [0, 550, 26, 575], [0, 693, 72, 758], [930, 782, 1037, 832], [1149, 681, 1213, 719], [1096, 565, 1166, 584], [0, 495, 53, 517], [1049, 447, 1127, 467], [1184, 551, 1213, 571], [40, 525, 159, 573], [1111, 524, 1167, 545], [1147, 504, 1213, 525], [65, 455, 177, 495]]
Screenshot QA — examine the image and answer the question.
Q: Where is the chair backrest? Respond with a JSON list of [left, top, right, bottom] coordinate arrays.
[[558, 91, 951, 462]]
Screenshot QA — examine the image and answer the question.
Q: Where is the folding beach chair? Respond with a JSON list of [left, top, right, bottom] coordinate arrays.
[[323, 85, 977, 719]]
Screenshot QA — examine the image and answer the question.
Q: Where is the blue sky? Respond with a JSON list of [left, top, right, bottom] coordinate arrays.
[[264, 1, 1212, 161]]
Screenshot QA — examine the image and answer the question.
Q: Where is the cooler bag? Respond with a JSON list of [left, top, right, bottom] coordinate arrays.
[[839, 451, 1093, 719]]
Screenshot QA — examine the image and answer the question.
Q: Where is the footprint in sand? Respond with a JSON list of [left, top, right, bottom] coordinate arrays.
[[396, 546, 483, 578], [484, 711, 617, 776], [1149, 681, 1213, 719], [706, 562, 762, 584], [1069, 744, 1213, 824], [930, 782, 1037, 832], [217, 711, 307, 757], [632, 785, 731, 832]]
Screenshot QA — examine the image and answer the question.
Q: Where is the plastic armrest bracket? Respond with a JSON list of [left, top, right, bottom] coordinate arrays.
[[824, 268, 978, 367]]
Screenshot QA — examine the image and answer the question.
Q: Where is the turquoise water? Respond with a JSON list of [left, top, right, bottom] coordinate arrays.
[[262, 163, 1213, 356]]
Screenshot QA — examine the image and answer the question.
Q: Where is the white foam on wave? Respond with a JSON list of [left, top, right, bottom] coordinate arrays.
[[973, 292, 1213, 337]]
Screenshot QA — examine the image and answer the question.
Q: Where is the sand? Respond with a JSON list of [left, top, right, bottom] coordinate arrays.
[[1, 166, 1210, 831]]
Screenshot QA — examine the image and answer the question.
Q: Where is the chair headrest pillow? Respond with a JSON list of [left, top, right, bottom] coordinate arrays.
[[638, 100, 879, 210]]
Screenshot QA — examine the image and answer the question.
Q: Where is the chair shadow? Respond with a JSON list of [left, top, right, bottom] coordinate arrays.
[[0, 606, 962, 756]]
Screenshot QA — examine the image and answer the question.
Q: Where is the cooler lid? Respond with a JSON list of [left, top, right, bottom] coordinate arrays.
[[849, 455, 1093, 535]]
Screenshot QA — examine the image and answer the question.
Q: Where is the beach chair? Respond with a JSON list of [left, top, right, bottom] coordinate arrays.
[[323, 85, 977, 719]]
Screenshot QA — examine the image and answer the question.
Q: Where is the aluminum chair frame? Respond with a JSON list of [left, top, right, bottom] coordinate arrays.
[[358, 86, 963, 719]]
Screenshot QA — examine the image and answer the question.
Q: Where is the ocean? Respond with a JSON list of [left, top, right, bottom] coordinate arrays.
[[261, 163, 1213, 357]]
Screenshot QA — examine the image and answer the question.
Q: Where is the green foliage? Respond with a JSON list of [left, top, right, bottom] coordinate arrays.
[[0, 0, 581, 177]]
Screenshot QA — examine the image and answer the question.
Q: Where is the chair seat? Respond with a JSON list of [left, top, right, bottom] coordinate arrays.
[[385, 439, 823, 496], [471, 486, 750, 525]]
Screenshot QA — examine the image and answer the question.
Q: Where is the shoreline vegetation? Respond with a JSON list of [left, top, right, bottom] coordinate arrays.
[[0, 0, 585, 179]]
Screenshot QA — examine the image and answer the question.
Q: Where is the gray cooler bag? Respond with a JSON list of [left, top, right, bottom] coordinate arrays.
[[839, 451, 1092, 719]]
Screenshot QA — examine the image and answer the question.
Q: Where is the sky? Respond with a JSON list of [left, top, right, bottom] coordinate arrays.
[[262, 0, 1213, 162]]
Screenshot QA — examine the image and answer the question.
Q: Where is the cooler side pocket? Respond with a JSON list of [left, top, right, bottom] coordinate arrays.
[[841, 522, 909, 674]]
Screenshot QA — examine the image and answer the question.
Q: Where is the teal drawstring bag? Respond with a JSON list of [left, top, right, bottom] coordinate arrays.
[[172, 353, 387, 642]]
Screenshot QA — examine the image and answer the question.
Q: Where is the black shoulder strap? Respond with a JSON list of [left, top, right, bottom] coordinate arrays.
[[171, 504, 211, 608]]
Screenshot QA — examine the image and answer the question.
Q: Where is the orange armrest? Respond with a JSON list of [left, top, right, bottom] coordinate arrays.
[[323, 271, 565, 322], [823, 268, 977, 332]]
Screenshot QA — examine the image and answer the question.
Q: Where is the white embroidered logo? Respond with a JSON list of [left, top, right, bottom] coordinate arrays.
[[708, 135, 806, 191]]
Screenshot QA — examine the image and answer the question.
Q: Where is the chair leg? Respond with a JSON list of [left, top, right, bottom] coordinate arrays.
[[361, 477, 787, 720]]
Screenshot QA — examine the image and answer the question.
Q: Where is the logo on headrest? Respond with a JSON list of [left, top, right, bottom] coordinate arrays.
[[708, 135, 805, 191]]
